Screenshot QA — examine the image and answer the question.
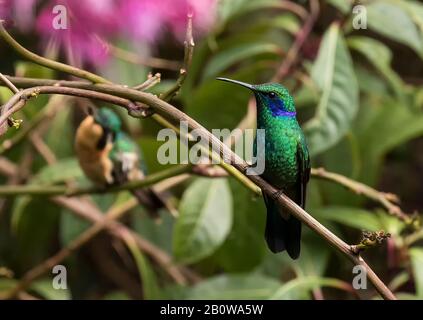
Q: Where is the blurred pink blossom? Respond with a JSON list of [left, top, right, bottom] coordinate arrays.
[[120, 0, 216, 43], [36, 0, 119, 66], [3, 0, 218, 66], [0, 0, 38, 30]]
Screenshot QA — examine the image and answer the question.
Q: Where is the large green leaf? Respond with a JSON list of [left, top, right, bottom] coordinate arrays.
[[356, 97, 423, 185], [304, 23, 359, 156], [326, 0, 352, 14], [186, 274, 280, 299], [173, 178, 233, 264], [270, 276, 350, 300], [348, 36, 405, 101], [31, 157, 83, 185], [313, 206, 382, 231], [30, 279, 71, 300], [123, 233, 161, 300], [203, 42, 280, 80], [213, 178, 266, 272], [410, 248, 423, 298], [367, 1, 423, 57], [45, 104, 74, 158]]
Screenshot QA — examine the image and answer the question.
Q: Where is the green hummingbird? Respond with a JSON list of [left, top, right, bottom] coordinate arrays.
[[217, 78, 310, 259], [75, 107, 164, 219]]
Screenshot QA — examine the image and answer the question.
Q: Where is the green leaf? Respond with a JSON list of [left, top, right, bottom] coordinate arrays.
[[11, 197, 60, 266], [326, 0, 352, 14], [348, 36, 405, 101], [313, 206, 382, 231], [305, 23, 359, 156], [367, 2, 423, 57], [45, 104, 73, 158], [213, 178, 266, 272], [14, 61, 55, 79], [132, 212, 174, 254], [173, 178, 233, 264], [218, 0, 280, 25], [30, 279, 71, 300], [410, 248, 423, 298], [203, 42, 280, 80], [32, 158, 83, 185], [123, 234, 161, 300], [356, 97, 423, 184], [59, 210, 91, 246], [270, 276, 350, 300], [186, 274, 280, 299]]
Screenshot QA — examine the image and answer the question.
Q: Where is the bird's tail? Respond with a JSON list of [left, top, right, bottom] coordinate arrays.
[[263, 194, 301, 259], [131, 188, 164, 220], [131, 187, 177, 220]]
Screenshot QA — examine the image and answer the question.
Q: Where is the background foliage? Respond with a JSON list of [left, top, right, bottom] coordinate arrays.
[[1, 0, 423, 300]]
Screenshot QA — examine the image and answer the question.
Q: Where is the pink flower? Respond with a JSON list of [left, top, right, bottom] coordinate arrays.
[[0, 0, 38, 31], [32, 0, 217, 66], [36, 0, 119, 66], [120, 0, 216, 43]]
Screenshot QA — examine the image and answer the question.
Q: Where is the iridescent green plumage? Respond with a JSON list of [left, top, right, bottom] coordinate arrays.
[[218, 78, 310, 259]]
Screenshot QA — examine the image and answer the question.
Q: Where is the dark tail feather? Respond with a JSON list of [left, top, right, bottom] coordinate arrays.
[[263, 194, 301, 259], [131, 188, 164, 220]]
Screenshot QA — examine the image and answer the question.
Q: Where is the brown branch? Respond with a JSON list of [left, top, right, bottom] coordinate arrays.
[[311, 167, 419, 228], [134, 73, 161, 91], [106, 42, 181, 71], [160, 13, 194, 101], [0, 95, 68, 154], [0, 86, 138, 129], [273, 0, 319, 81], [0, 71, 19, 93]]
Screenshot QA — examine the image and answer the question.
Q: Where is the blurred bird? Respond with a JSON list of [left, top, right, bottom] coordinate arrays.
[[217, 78, 310, 259], [75, 107, 164, 219]]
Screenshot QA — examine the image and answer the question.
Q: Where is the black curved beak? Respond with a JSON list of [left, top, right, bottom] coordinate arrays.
[[216, 77, 255, 90]]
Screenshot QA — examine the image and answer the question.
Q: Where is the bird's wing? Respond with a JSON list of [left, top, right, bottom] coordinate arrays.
[[296, 134, 310, 208], [110, 132, 144, 184]]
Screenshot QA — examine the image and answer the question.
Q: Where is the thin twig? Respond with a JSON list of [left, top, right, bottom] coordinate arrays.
[[273, 0, 319, 81], [160, 13, 194, 101], [311, 167, 419, 228], [134, 73, 161, 91], [106, 42, 181, 71], [0, 95, 67, 154], [0, 164, 191, 196], [0, 86, 138, 128], [0, 72, 19, 93], [0, 21, 111, 84]]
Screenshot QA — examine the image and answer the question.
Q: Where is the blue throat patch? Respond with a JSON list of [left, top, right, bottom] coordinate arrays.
[[268, 99, 296, 117]]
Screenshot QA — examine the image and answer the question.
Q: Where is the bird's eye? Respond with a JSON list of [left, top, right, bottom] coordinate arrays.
[[268, 92, 276, 98]]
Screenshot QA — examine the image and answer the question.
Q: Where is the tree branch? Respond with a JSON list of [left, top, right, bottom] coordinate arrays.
[[311, 167, 419, 228], [273, 0, 319, 81], [0, 21, 111, 84], [160, 13, 194, 101]]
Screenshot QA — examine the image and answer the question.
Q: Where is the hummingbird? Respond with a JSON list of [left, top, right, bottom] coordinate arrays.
[[217, 78, 310, 259], [74, 107, 164, 218]]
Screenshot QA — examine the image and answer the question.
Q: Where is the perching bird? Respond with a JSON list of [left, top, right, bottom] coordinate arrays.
[[75, 107, 163, 219], [217, 78, 310, 259]]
